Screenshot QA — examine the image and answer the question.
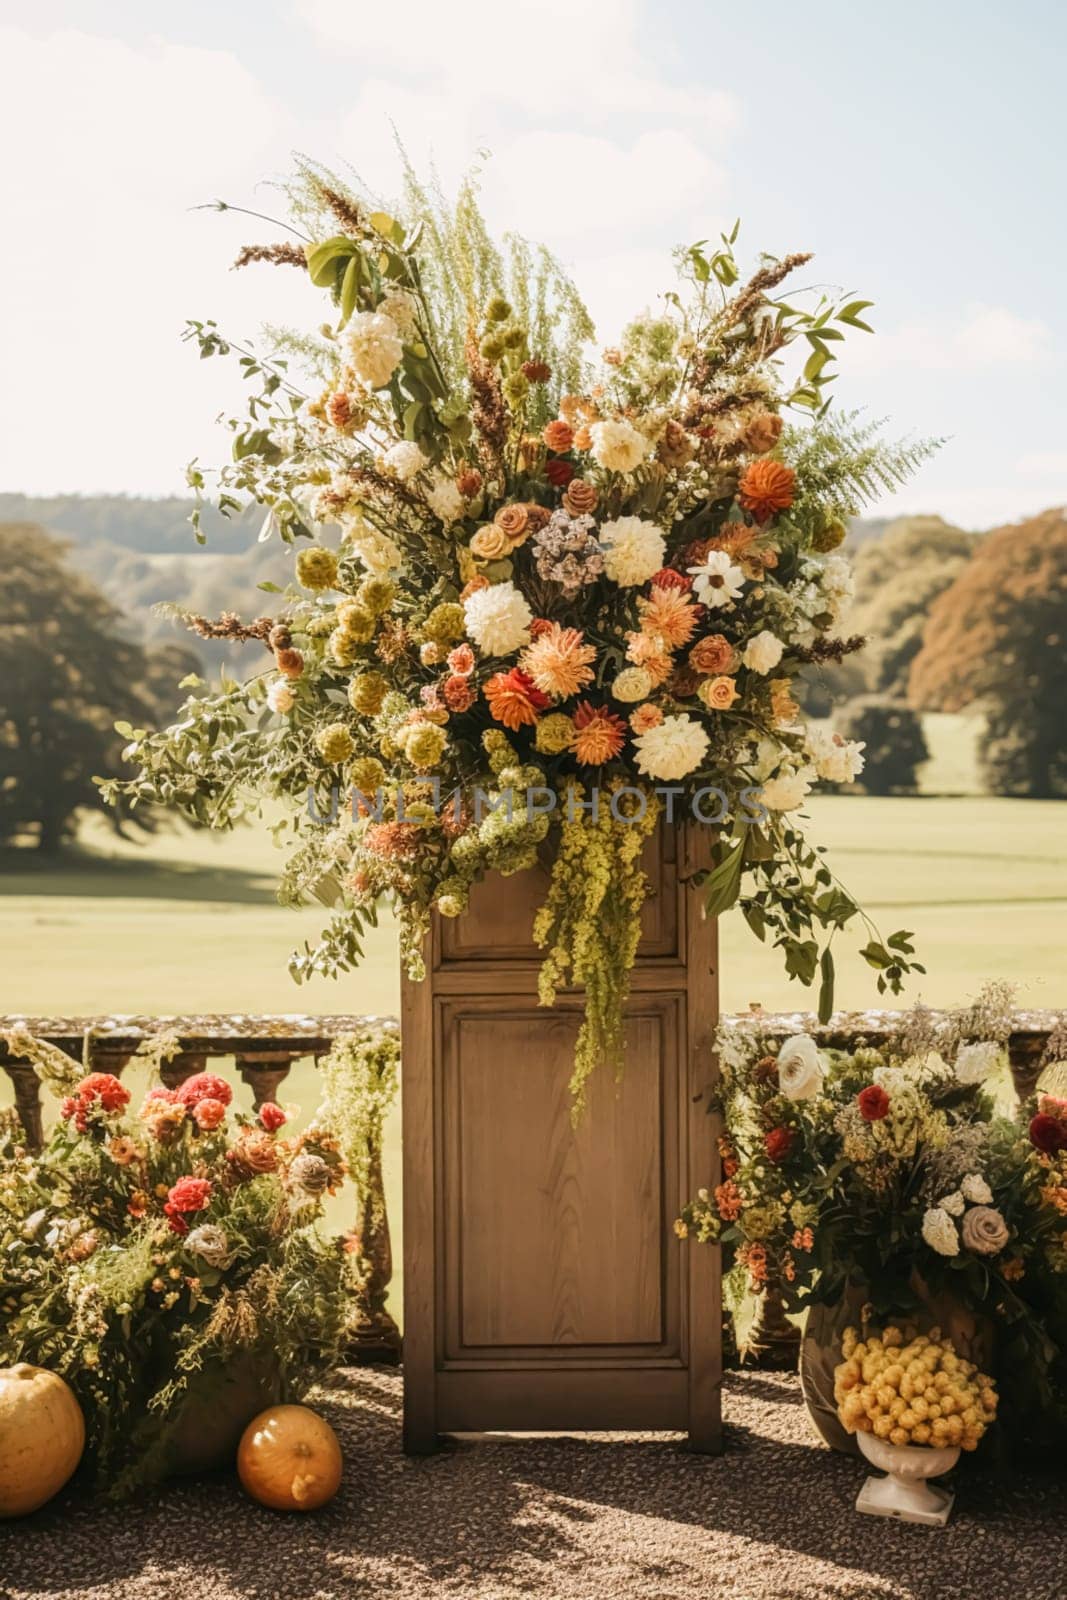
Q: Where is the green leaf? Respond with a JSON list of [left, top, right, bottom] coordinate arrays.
[[305, 236, 357, 288], [703, 836, 746, 918], [817, 947, 835, 1023], [340, 254, 361, 322]]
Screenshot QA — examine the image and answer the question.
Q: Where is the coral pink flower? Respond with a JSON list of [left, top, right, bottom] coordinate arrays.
[[259, 1102, 287, 1132], [176, 1073, 233, 1109], [193, 1098, 227, 1132]]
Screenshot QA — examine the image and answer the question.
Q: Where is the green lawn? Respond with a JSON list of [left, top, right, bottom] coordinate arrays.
[[3, 714, 1064, 1325]]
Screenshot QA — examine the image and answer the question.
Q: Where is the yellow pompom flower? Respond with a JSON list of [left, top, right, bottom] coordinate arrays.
[[315, 723, 354, 764], [401, 723, 446, 770], [348, 672, 388, 714], [295, 545, 339, 590]]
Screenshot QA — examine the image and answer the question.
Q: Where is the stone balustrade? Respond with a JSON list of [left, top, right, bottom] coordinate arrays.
[[3, 1006, 1064, 1374]]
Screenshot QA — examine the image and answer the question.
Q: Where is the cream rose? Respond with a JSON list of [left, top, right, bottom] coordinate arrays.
[[776, 1035, 825, 1101], [960, 1205, 1010, 1256]]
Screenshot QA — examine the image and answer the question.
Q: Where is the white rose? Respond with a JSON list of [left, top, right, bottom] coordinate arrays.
[[600, 516, 666, 587], [589, 417, 649, 474], [611, 667, 653, 702], [345, 310, 403, 389], [383, 441, 427, 482], [776, 1035, 825, 1101], [742, 630, 784, 674], [954, 1040, 1001, 1086], [921, 1206, 960, 1257], [961, 1172, 993, 1205]]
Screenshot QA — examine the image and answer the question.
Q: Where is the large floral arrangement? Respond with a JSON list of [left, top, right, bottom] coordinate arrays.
[[0, 1040, 352, 1495], [679, 991, 1067, 1450], [108, 163, 930, 1104]]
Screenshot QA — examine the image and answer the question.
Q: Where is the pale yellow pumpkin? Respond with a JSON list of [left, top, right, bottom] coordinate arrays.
[[237, 1404, 342, 1512], [0, 1364, 85, 1517]]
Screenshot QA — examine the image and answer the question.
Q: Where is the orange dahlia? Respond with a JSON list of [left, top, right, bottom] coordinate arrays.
[[737, 460, 796, 522], [484, 668, 550, 730], [543, 419, 575, 452], [624, 630, 673, 688], [571, 701, 627, 765], [639, 586, 700, 649], [521, 622, 597, 700]]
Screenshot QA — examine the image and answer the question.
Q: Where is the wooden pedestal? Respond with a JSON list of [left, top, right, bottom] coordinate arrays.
[[400, 824, 722, 1452]]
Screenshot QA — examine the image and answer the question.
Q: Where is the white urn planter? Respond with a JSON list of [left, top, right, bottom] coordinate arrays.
[[855, 1431, 960, 1527]]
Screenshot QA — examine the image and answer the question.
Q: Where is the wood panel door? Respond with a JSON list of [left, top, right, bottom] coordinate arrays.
[[401, 824, 721, 1451]]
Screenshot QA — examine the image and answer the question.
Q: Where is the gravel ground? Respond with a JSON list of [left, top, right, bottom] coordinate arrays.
[[2, 1368, 1064, 1600]]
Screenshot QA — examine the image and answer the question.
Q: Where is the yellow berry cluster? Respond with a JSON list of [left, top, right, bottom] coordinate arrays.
[[834, 1325, 998, 1451]]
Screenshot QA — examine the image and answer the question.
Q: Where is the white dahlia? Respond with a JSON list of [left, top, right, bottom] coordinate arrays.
[[600, 516, 666, 587], [345, 310, 403, 389], [953, 1040, 1001, 1086], [425, 474, 465, 525], [383, 441, 427, 481], [758, 766, 816, 812], [633, 714, 709, 781], [805, 726, 866, 784], [463, 581, 533, 658], [589, 417, 649, 474]]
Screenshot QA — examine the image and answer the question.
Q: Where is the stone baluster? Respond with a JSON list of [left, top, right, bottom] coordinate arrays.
[[235, 1051, 296, 1110], [348, 1129, 401, 1365], [4, 1063, 45, 1151], [159, 1052, 208, 1092], [742, 1282, 800, 1369]]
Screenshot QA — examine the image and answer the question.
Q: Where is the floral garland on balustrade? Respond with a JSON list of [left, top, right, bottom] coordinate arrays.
[[0, 1032, 378, 1496], [678, 988, 1067, 1449], [106, 161, 933, 1107]]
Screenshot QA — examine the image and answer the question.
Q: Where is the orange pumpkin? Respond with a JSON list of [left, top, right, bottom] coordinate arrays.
[[237, 1404, 342, 1511], [0, 1364, 85, 1517]]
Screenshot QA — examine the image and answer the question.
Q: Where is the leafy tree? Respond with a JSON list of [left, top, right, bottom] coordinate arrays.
[[909, 508, 1067, 797], [0, 524, 198, 851], [847, 515, 975, 699], [836, 697, 929, 795]]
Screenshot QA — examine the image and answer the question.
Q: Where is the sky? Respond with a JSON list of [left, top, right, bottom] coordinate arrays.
[[1, 0, 1065, 528]]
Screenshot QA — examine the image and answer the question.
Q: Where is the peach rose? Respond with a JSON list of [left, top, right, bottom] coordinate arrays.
[[494, 503, 529, 541], [562, 479, 598, 516], [470, 525, 512, 561], [700, 675, 740, 711], [689, 634, 738, 675]]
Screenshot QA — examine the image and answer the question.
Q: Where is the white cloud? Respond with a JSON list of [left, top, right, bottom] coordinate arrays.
[[0, 27, 314, 494], [1017, 450, 1067, 477], [299, 0, 737, 126], [849, 302, 1049, 375]]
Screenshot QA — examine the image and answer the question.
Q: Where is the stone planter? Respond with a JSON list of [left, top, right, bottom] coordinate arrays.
[[400, 825, 722, 1452]]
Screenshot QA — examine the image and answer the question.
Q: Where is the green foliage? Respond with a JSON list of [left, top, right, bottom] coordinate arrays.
[[848, 515, 975, 698], [782, 414, 941, 546], [837, 697, 930, 795], [0, 524, 199, 851], [911, 508, 1067, 798]]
